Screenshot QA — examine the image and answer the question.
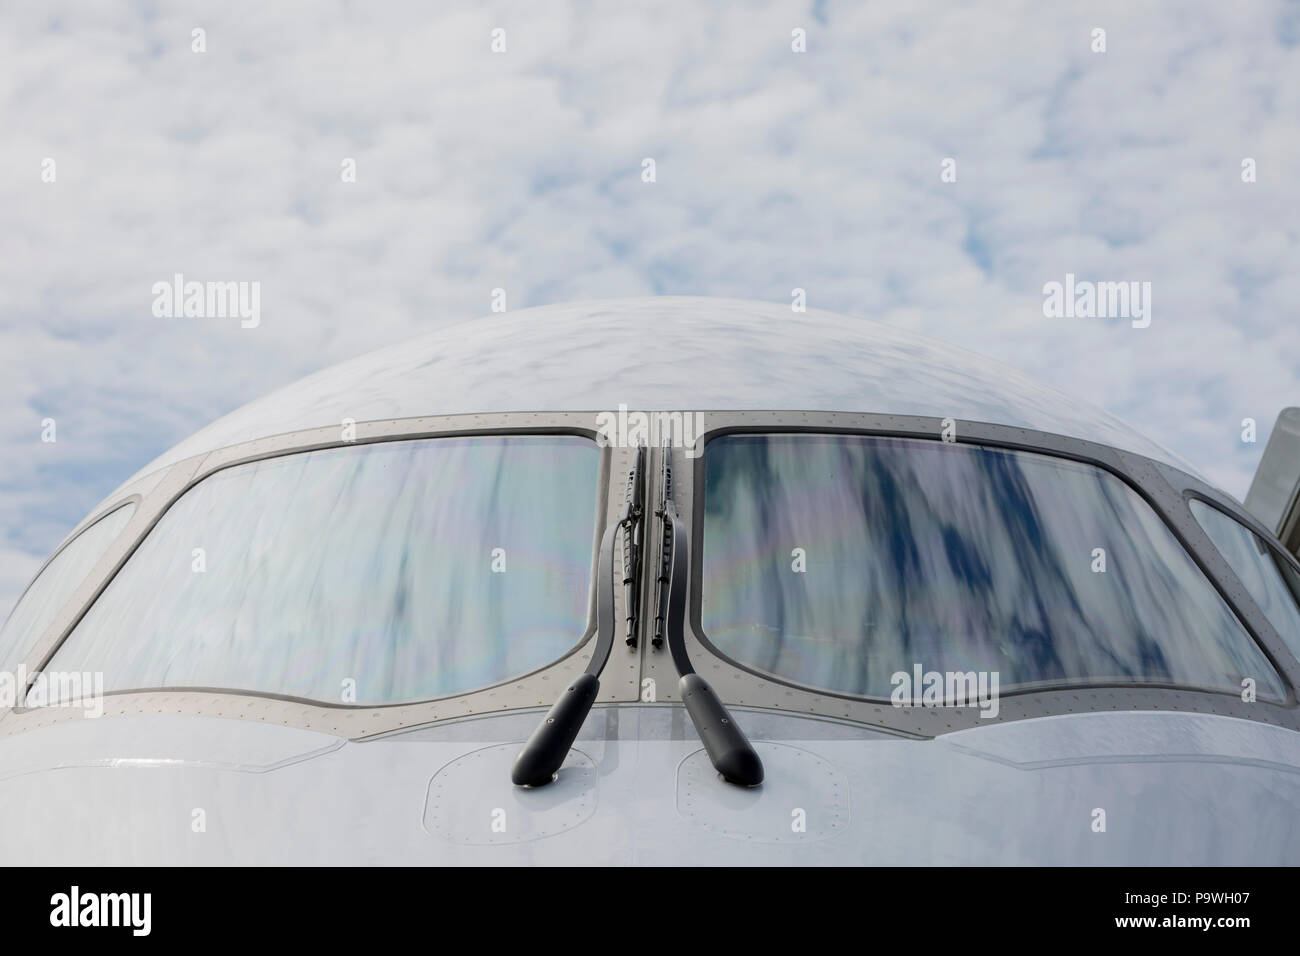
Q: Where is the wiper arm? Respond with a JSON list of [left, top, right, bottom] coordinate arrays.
[[511, 445, 645, 787], [655, 447, 764, 787]]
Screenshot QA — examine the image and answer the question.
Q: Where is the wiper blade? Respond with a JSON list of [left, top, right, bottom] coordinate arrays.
[[511, 445, 645, 787], [621, 447, 645, 646], [651, 458, 672, 649], [655, 446, 764, 787]]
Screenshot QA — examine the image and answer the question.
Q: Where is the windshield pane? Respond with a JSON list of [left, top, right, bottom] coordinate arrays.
[[45, 436, 600, 704], [701, 434, 1284, 700], [1190, 499, 1300, 658], [0, 503, 137, 674]]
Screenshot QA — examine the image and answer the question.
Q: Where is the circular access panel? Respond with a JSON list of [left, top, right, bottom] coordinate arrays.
[[677, 741, 849, 843], [423, 743, 597, 845]]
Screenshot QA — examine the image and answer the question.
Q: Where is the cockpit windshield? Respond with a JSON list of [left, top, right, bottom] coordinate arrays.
[[700, 433, 1285, 700], [44, 435, 601, 704]]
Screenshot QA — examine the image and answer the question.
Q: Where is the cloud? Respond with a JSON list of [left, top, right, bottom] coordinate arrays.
[[1, 0, 1297, 615]]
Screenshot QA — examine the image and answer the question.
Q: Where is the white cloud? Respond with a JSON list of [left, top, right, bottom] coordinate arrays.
[[1, 0, 1297, 614]]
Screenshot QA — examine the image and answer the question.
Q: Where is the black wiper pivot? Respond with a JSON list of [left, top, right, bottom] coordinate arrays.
[[511, 445, 645, 787]]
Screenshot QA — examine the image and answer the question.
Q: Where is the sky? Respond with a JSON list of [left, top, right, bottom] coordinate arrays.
[[1, 0, 1298, 616]]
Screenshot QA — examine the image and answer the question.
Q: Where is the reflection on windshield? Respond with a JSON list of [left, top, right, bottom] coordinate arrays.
[[701, 434, 1284, 699], [46, 436, 600, 704]]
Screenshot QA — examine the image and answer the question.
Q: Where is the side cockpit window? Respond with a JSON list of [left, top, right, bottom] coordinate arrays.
[[42, 435, 601, 705], [1190, 499, 1300, 659], [0, 502, 137, 675]]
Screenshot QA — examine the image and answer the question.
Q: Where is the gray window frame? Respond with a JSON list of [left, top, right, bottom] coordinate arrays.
[[4, 413, 637, 741], [6, 409, 1298, 743], [642, 411, 1300, 739]]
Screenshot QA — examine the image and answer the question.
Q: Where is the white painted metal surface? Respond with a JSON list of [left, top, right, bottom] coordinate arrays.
[[120, 296, 1193, 489], [1, 707, 1297, 864]]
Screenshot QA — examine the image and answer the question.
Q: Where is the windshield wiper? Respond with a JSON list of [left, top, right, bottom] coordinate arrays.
[[655, 447, 764, 787], [651, 458, 671, 650], [622, 448, 645, 646], [511, 445, 645, 787], [511, 443, 761, 788]]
